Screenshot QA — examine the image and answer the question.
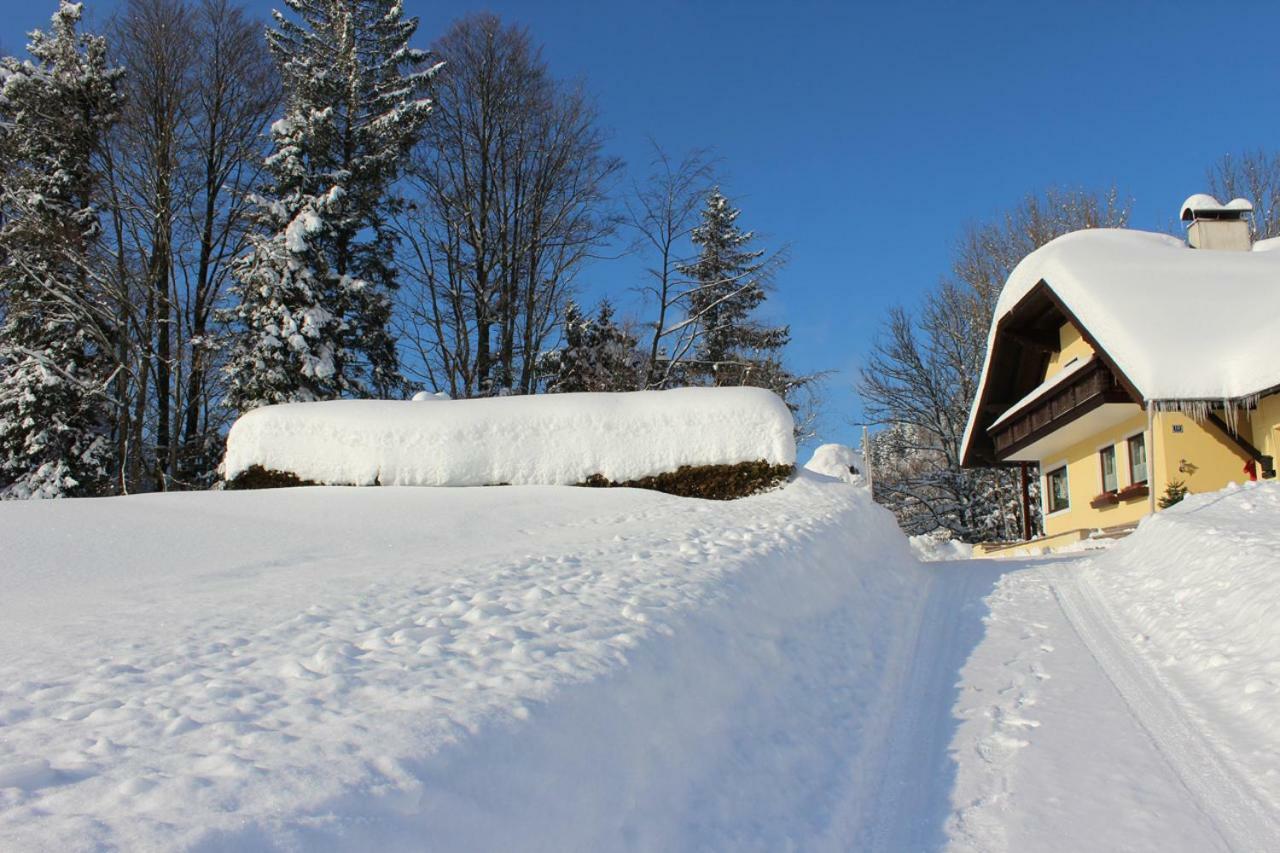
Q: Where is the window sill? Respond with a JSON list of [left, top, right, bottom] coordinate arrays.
[[1090, 491, 1120, 508]]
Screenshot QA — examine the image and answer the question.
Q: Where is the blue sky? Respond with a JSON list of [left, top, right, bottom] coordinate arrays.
[[4, 0, 1280, 448]]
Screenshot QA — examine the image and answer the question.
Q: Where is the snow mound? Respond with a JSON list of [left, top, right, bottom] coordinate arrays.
[[0, 473, 923, 849], [223, 387, 795, 487], [1083, 482, 1280, 795], [803, 442, 864, 485], [908, 532, 973, 562]]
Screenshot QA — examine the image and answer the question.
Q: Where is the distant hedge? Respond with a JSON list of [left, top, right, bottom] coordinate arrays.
[[226, 460, 793, 500], [581, 460, 793, 500]]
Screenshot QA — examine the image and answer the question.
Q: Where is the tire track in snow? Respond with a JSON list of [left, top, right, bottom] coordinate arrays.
[[854, 560, 1006, 852], [1049, 563, 1280, 852]]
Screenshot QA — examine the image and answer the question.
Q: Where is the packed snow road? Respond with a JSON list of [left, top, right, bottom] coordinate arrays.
[[869, 552, 1280, 852]]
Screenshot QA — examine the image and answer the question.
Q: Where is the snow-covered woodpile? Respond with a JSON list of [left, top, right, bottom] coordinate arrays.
[[223, 387, 796, 499]]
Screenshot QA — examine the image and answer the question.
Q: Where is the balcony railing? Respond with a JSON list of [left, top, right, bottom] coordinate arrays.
[[990, 359, 1130, 458]]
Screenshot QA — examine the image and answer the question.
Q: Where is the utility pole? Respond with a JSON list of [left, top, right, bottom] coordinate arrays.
[[862, 425, 873, 497]]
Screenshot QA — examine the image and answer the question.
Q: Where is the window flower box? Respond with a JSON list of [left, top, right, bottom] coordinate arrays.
[[1090, 491, 1120, 508], [1116, 482, 1149, 501]]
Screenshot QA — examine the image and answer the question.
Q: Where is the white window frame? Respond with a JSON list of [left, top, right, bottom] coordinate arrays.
[[1124, 429, 1149, 486], [1043, 460, 1071, 517], [1096, 441, 1119, 493]]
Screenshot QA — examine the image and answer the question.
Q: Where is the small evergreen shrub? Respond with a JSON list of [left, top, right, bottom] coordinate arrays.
[[1158, 479, 1189, 509]]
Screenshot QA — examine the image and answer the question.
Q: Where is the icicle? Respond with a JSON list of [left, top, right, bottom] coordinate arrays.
[[1151, 394, 1261, 435]]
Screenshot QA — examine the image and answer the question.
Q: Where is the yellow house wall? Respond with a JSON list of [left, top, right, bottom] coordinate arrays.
[[1041, 410, 1149, 537], [1250, 393, 1280, 469], [1044, 322, 1094, 380], [1027, 322, 1275, 542], [1039, 409, 1264, 538], [1154, 411, 1252, 499]]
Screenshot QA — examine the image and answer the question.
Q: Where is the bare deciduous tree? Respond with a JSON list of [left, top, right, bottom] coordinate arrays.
[[1207, 150, 1280, 240], [397, 13, 621, 398], [621, 143, 715, 388], [175, 0, 277, 481], [859, 186, 1131, 541], [102, 0, 276, 490]]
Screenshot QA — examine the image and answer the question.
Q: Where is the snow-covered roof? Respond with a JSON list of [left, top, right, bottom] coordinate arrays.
[[993, 228, 1280, 401], [963, 227, 1280, 463]]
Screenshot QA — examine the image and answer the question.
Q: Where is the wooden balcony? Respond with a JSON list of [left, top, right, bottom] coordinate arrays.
[[990, 358, 1132, 460]]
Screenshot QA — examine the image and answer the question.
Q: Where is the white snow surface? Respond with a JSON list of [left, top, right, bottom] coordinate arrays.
[[1083, 482, 1280, 807], [0, 473, 924, 851], [907, 533, 973, 562], [223, 387, 795, 487], [964, 227, 1280, 457], [802, 442, 864, 485]]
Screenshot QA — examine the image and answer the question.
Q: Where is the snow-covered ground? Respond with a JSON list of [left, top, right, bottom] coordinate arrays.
[[908, 532, 974, 562], [6, 470, 1280, 851], [0, 472, 924, 851], [885, 482, 1280, 851]]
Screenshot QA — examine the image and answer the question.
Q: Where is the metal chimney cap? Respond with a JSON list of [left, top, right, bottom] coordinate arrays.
[[1181, 194, 1253, 221]]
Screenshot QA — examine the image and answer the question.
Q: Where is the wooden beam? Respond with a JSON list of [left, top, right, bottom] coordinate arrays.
[[1204, 411, 1277, 477], [999, 327, 1057, 353]]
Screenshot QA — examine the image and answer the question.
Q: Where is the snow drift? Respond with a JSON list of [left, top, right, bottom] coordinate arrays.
[[223, 387, 796, 488], [803, 442, 864, 485], [0, 472, 923, 850], [1082, 482, 1280, 802]]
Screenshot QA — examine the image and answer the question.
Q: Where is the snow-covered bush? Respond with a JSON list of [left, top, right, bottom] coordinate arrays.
[[223, 387, 795, 494]]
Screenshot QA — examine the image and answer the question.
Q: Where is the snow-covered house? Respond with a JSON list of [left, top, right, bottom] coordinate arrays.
[[962, 195, 1280, 554]]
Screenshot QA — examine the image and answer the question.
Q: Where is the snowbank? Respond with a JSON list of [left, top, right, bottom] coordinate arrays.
[[223, 387, 795, 487], [0, 473, 923, 850], [1083, 482, 1280, 797], [803, 442, 864, 485], [908, 533, 973, 562]]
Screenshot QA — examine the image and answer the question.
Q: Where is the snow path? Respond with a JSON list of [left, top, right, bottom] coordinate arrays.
[[864, 556, 1279, 852], [1047, 562, 1280, 850], [850, 558, 1006, 851]]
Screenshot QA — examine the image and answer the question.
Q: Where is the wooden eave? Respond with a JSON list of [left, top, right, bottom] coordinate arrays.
[[963, 280, 1143, 467]]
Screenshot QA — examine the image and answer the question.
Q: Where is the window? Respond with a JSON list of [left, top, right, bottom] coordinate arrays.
[[1047, 465, 1070, 513], [1099, 445, 1118, 492], [1128, 433, 1148, 484]]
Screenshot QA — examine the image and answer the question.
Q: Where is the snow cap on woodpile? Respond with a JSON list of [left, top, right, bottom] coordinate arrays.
[[223, 387, 796, 488]]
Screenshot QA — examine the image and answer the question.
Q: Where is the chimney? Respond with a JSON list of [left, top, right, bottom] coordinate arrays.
[[1181, 194, 1253, 251]]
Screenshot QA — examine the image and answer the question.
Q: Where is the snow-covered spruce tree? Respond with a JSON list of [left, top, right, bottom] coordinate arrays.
[[0, 2, 123, 499], [545, 299, 644, 393], [677, 188, 789, 388], [224, 0, 438, 411]]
